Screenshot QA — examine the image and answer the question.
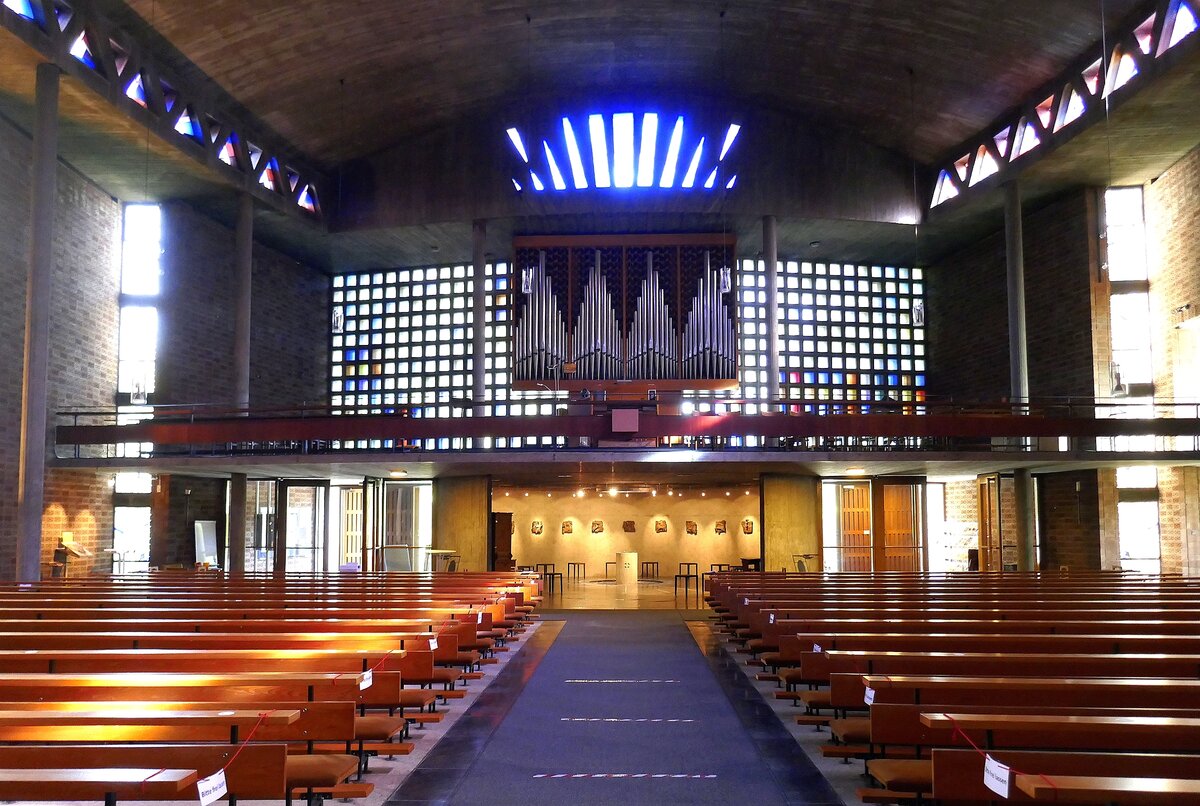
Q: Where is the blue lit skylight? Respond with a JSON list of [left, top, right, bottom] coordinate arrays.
[[589, 114, 611, 188], [681, 137, 705, 188], [725, 175, 737, 189], [659, 117, 684, 188], [543, 141, 567, 190], [636, 113, 658, 187], [506, 112, 740, 193], [562, 118, 588, 189], [3, 0, 35, 21], [506, 128, 529, 163], [719, 124, 741, 160], [612, 112, 635, 188]]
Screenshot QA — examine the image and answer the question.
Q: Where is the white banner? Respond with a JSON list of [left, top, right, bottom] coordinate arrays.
[[863, 687, 876, 705], [197, 769, 227, 806], [983, 755, 1011, 798], [359, 669, 373, 690], [429, 637, 439, 651]]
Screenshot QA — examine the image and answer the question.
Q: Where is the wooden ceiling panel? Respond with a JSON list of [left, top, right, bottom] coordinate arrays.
[[105, 0, 1147, 167]]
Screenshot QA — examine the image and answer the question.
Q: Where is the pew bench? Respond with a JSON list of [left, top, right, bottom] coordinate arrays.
[[0, 767, 197, 804], [1015, 773, 1200, 804], [930, 748, 1200, 804]]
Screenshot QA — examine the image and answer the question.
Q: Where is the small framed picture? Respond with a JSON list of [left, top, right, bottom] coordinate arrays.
[[561, 520, 573, 535], [623, 520, 636, 533], [655, 519, 668, 533], [591, 520, 604, 534], [715, 520, 727, 535], [531, 520, 543, 535], [686, 521, 698, 535]]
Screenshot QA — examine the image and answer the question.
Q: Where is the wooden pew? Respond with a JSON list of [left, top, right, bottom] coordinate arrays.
[[1014, 773, 1200, 804], [918, 712, 1200, 752], [0, 767, 197, 803], [930, 748, 1200, 804], [0, 700, 387, 790], [0, 743, 288, 802]]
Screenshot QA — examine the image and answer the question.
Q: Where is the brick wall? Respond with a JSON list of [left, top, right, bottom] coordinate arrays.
[[928, 190, 1098, 401], [1037, 470, 1102, 571], [1147, 144, 1200, 403], [156, 202, 327, 408], [149, 474, 226, 567], [0, 115, 119, 579], [1146, 145, 1200, 575]]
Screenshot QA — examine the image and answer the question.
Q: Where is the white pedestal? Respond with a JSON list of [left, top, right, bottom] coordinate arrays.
[[616, 551, 638, 598]]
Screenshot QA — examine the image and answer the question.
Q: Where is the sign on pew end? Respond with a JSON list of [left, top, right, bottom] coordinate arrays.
[[197, 769, 226, 806], [983, 755, 1011, 798]]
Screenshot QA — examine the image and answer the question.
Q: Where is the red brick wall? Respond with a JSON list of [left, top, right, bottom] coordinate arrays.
[[156, 202, 327, 408], [1147, 144, 1200, 403], [1037, 471, 1102, 571], [0, 116, 119, 579], [927, 190, 1098, 401], [149, 474, 227, 567], [1146, 146, 1200, 575]]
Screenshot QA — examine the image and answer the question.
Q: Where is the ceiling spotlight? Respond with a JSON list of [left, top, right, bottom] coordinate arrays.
[[547, 492, 552, 497], [846, 468, 867, 476], [744, 490, 750, 495], [608, 486, 618, 497], [389, 469, 408, 477], [504, 491, 510, 497], [725, 491, 731, 496], [624, 493, 630, 498], [651, 489, 657, 497], [668, 490, 674, 496], [700, 491, 706, 497], [578, 489, 586, 498], [524, 492, 529, 497]]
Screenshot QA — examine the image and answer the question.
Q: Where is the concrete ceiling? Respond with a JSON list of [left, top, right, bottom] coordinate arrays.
[[102, 0, 1145, 167], [2, 0, 1197, 271]]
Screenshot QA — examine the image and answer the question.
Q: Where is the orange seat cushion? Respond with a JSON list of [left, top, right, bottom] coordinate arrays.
[[286, 754, 359, 788], [866, 759, 933, 792]]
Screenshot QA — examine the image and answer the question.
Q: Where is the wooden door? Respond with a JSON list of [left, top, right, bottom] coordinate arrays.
[[978, 474, 1002, 571], [341, 488, 363, 566], [838, 483, 872, 571], [881, 485, 922, 571]]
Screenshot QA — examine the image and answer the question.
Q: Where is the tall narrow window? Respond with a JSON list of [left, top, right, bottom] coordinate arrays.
[[117, 204, 161, 456]]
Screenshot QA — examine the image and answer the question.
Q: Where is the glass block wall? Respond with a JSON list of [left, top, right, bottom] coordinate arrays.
[[329, 259, 925, 449]]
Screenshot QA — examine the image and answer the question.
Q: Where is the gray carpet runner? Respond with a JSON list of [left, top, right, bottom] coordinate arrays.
[[390, 611, 842, 805]]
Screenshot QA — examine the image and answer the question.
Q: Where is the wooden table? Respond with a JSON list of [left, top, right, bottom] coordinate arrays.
[[1015, 772, 1200, 804]]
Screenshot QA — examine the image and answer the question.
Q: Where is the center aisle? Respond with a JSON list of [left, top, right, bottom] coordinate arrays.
[[388, 611, 842, 805]]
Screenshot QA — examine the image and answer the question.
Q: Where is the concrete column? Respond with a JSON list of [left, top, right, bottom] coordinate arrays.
[[1014, 468, 1036, 570], [471, 220, 487, 416], [763, 215, 781, 409], [1005, 183, 1035, 569], [1004, 181, 1029, 405], [227, 474, 247, 574], [227, 193, 253, 575], [233, 193, 253, 410], [16, 63, 60, 582]]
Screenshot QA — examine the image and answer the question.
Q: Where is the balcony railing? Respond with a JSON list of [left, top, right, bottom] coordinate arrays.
[[54, 397, 1200, 461]]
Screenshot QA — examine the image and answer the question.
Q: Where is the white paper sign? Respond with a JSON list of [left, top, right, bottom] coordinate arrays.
[[429, 637, 439, 651], [477, 611, 484, 624], [863, 686, 876, 705], [812, 643, 823, 653], [744, 597, 750, 606], [359, 669, 373, 690], [983, 755, 1011, 798], [768, 613, 775, 625], [197, 769, 227, 806]]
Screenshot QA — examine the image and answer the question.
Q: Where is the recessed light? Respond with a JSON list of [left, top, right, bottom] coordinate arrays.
[[846, 468, 867, 476], [725, 491, 731, 496], [389, 470, 408, 477], [608, 486, 618, 497]]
